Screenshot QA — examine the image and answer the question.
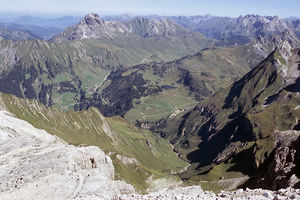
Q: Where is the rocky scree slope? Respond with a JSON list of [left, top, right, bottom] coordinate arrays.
[[165, 42, 300, 189], [115, 186, 300, 200], [0, 110, 135, 200]]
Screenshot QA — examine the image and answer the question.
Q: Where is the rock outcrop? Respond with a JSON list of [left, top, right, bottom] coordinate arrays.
[[115, 186, 300, 200], [127, 17, 187, 38], [51, 13, 129, 41], [0, 110, 134, 200], [251, 29, 300, 65], [244, 131, 300, 190], [233, 15, 289, 36]]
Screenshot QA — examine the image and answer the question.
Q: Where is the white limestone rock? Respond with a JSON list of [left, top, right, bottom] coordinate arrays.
[[0, 110, 134, 200]]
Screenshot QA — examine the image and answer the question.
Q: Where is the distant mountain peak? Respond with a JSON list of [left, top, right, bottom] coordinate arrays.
[[251, 30, 300, 65], [51, 14, 191, 41], [271, 29, 300, 49], [127, 17, 188, 38], [51, 13, 130, 41], [0, 26, 38, 41], [79, 13, 104, 26]]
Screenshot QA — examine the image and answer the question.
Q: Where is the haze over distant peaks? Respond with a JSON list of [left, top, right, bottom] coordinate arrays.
[[51, 13, 129, 41], [12, 15, 82, 28], [51, 13, 192, 42], [127, 17, 187, 38], [0, 26, 37, 40]]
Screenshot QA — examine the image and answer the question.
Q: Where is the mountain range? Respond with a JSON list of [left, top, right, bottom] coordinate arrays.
[[0, 15, 215, 112], [12, 15, 83, 28], [51, 14, 201, 42], [2, 13, 300, 43], [161, 39, 300, 190], [0, 12, 299, 196], [74, 29, 300, 125], [0, 15, 82, 40], [0, 26, 37, 40]]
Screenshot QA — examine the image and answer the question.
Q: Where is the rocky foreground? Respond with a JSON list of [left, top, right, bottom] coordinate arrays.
[[0, 109, 299, 200], [0, 110, 134, 200], [115, 186, 300, 200]]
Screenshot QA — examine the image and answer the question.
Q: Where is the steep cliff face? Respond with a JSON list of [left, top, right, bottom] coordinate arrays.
[[51, 13, 130, 41], [127, 17, 188, 38], [243, 131, 300, 190]]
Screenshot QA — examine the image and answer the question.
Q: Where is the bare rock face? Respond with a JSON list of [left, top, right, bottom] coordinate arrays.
[[251, 30, 300, 67], [246, 131, 300, 190], [233, 15, 289, 36], [51, 14, 190, 41], [0, 110, 134, 200], [115, 186, 300, 200], [272, 30, 300, 49], [127, 17, 187, 38], [51, 13, 130, 41]]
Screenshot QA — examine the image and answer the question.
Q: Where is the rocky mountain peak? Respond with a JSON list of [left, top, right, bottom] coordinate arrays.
[[251, 30, 300, 66], [271, 30, 300, 65], [51, 14, 190, 41], [275, 29, 300, 48], [127, 17, 187, 38], [231, 15, 290, 38], [133, 17, 149, 23], [79, 13, 105, 26], [51, 13, 130, 41]]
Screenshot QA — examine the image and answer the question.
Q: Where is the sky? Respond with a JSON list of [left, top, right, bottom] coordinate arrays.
[[0, 0, 299, 18]]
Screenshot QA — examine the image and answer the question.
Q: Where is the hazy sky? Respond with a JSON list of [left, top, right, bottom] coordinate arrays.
[[0, 0, 299, 17]]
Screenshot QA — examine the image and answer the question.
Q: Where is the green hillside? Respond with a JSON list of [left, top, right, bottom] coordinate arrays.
[[79, 46, 252, 125], [1, 93, 188, 192], [162, 48, 300, 190], [0, 33, 215, 112]]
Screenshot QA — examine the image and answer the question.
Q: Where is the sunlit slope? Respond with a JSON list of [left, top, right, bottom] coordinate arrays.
[[78, 47, 251, 124], [0, 33, 214, 111], [1, 93, 187, 191], [165, 48, 300, 190]]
